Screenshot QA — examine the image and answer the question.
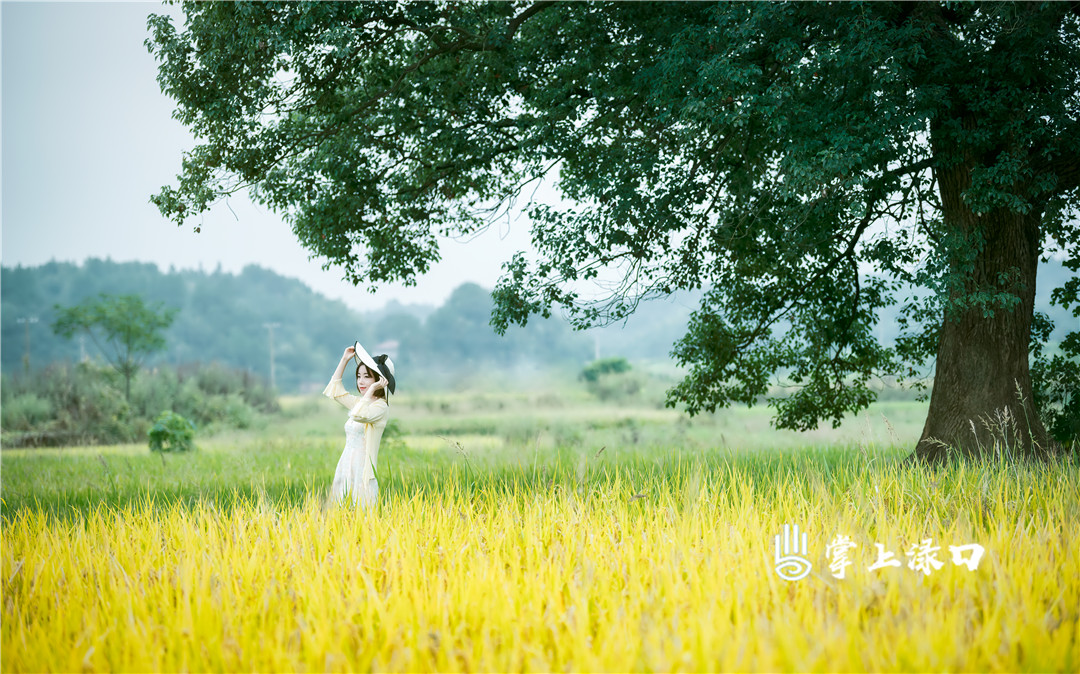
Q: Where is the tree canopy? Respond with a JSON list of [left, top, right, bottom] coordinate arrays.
[[148, 1, 1080, 459]]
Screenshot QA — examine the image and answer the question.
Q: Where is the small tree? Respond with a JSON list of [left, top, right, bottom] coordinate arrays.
[[53, 293, 178, 402]]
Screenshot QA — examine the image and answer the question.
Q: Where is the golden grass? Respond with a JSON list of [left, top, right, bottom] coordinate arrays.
[[3, 452, 1078, 673]]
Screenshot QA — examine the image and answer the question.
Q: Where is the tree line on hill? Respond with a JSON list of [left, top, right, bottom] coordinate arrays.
[[4, 258, 1073, 395], [2, 259, 636, 392], [2, 258, 1075, 447]]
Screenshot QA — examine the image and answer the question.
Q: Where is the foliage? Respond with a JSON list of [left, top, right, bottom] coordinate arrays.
[[1, 362, 135, 447], [1030, 319, 1080, 448], [579, 357, 632, 384], [147, 2, 1080, 448], [579, 357, 642, 402], [52, 292, 177, 401], [147, 410, 196, 453], [0, 393, 53, 432], [0, 361, 279, 448], [586, 372, 644, 404]]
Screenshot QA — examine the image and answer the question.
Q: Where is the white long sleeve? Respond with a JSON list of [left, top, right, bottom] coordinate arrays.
[[348, 396, 390, 424], [322, 377, 359, 410]]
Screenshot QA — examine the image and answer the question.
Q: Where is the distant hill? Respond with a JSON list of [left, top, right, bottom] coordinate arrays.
[[0, 260, 591, 392], [2, 260, 368, 392], [3, 258, 1073, 391]]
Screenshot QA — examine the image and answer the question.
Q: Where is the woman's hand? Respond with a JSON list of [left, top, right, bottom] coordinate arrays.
[[365, 375, 389, 398], [331, 345, 357, 382]]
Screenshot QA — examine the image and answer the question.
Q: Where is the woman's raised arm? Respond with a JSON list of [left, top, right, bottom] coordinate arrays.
[[323, 346, 360, 409], [332, 346, 355, 379]]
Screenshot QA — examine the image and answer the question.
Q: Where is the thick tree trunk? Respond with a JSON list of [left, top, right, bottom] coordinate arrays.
[[912, 161, 1056, 463]]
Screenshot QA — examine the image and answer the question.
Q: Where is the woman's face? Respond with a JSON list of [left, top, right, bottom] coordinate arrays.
[[356, 364, 378, 394]]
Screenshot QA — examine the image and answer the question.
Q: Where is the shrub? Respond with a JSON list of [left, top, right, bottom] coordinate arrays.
[[1, 394, 54, 431], [580, 357, 632, 383], [1032, 351, 1080, 450], [4, 362, 274, 447], [177, 362, 281, 414], [580, 358, 645, 403], [199, 393, 254, 430], [44, 362, 135, 444], [148, 411, 196, 453], [131, 367, 181, 420]]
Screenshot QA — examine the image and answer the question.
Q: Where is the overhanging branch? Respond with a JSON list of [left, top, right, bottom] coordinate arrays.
[[506, 1, 557, 40]]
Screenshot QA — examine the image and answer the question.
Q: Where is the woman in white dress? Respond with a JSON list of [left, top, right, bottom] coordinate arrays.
[[322, 341, 396, 508]]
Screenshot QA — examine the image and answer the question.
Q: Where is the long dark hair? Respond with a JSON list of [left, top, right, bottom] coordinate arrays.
[[356, 362, 387, 401]]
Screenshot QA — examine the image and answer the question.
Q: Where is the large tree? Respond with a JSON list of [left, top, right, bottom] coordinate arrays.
[[147, 2, 1080, 461]]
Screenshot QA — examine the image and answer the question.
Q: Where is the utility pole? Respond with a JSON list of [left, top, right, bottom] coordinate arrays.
[[17, 316, 39, 375], [263, 322, 280, 390]]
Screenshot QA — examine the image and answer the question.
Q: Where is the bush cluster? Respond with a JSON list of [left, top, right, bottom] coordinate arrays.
[[1, 362, 280, 448], [148, 411, 196, 453], [580, 357, 645, 403]]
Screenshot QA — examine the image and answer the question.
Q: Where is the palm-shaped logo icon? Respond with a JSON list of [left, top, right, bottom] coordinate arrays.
[[774, 523, 812, 581]]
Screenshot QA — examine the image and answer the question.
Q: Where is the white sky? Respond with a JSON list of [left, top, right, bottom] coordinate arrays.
[[1, 1, 538, 312]]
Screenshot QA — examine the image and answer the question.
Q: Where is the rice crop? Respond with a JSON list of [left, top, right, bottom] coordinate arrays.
[[3, 439, 1077, 672]]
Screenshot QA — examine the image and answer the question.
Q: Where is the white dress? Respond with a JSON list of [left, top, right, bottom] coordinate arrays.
[[322, 378, 390, 508]]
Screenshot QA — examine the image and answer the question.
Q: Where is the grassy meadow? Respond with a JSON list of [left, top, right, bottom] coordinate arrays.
[[2, 386, 1077, 672]]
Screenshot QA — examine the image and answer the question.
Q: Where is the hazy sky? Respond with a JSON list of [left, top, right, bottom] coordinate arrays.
[[1, 1, 538, 311]]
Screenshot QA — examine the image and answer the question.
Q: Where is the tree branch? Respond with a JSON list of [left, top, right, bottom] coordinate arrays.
[[506, 1, 557, 41]]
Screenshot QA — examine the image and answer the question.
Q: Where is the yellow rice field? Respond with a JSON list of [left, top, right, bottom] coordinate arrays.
[[3, 453, 1078, 672]]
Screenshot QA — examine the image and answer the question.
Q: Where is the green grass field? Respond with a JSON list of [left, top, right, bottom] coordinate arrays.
[[3, 392, 1077, 672], [1, 392, 929, 517]]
